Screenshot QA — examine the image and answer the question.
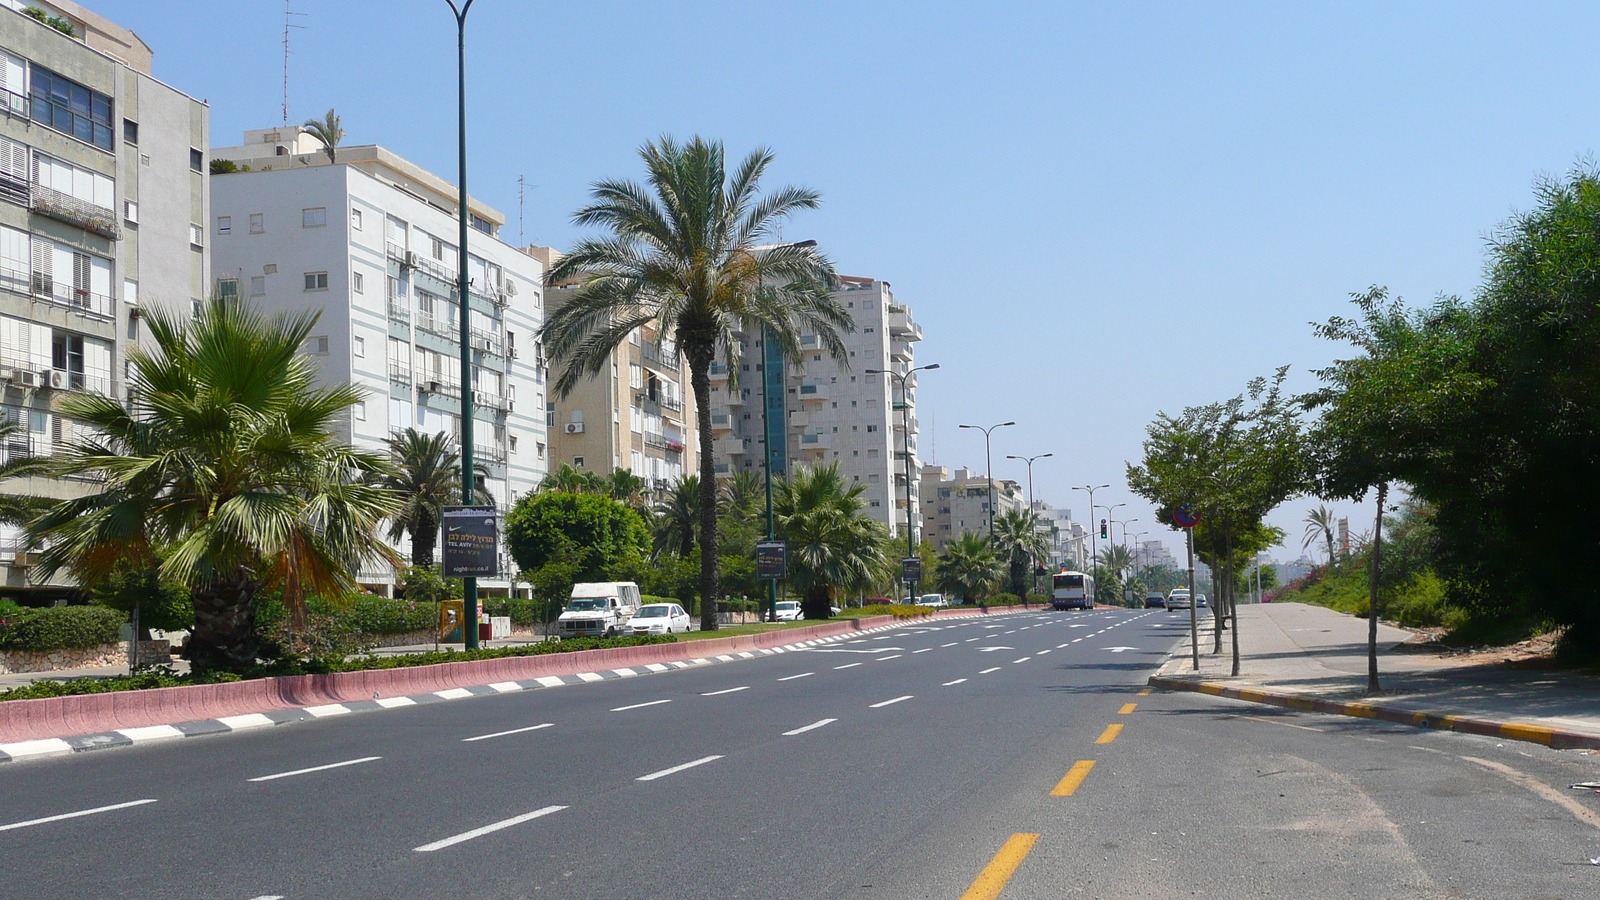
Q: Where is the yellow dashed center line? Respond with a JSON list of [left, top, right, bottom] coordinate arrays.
[[1050, 759, 1096, 796], [1118, 703, 1137, 715], [960, 833, 1041, 900], [1137, 688, 1152, 696], [1095, 723, 1123, 744]]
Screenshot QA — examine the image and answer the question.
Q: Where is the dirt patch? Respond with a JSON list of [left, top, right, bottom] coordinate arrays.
[[1394, 629, 1564, 669]]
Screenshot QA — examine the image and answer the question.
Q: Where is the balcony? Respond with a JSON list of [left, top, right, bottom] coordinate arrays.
[[473, 390, 510, 413], [709, 363, 729, 380], [640, 341, 678, 373], [713, 436, 747, 457], [710, 413, 733, 431], [386, 299, 409, 323], [797, 381, 828, 401], [415, 311, 452, 337], [417, 375, 460, 398], [887, 303, 922, 340], [799, 431, 830, 450], [30, 184, 120, 240], [0, 266, 114, 321], [388, 362, 412, 386], [470, 327, 504, 357], [473, 441, 508, 464], [891, 340, 914, 362], [386, 241, 407, 262]]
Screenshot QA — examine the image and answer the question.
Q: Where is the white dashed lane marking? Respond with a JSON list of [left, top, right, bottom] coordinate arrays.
[[783, 719, 837, 736], [0, 799, 158, 833], [247, 756, 382, 783], [637, 755, 723, 782], [611, 699, 673, 712], [414, 805, 567, 852], [462, 723, 553, 743]]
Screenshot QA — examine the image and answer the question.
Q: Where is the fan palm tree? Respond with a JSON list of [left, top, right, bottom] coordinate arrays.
[[540, 136, 849, 631], [774, 464, 886, 619], [538, 463, 599, 494], [380, 429, 462, 567], [29, 296, 400, 672], [603, 467, 649, 509], [303, 108, 345, 164], [991, 508, 1049, 601], [652, 474, 701, 559], [1303, 504, 1337, 564], [934, 532, 1003, 603], [1098, 543, 1136, 580]]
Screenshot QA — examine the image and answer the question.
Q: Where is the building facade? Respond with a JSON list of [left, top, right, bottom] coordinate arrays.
[[1033, 502, 1089, 572], [0, 0, 208, 599], [705, 276, 925, 540], [918, 464, 1026, 552], [211, 129, 547, 596], [531, 248, 697, 493]]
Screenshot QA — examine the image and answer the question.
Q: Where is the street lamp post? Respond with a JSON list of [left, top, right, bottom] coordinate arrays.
[[445, 0, 479, 649], [1071, 484, 1111, 575], [1094, 502, 1125, 569], [1005, 452, 1052, 598], [958, 421, 1014, 537], [866, 364, 939, 597]]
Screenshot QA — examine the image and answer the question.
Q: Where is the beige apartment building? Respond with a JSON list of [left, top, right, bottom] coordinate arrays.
[[531, 247, 698, 493], [918, 464, 1026, 552]]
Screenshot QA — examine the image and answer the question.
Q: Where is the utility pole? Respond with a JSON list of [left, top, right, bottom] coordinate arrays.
[[446, 0, 479, 649], [1072, 484, 1110, 575]]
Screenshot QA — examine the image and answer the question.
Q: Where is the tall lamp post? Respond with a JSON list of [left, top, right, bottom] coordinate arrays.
[[959, 421, 1014, 537], [1072, 484, 1111, 575], [445, 0, 479, 649], [1006, 452, 1052, 597], [866, 364, 939, 592], [1094, 502, 1124, 569]]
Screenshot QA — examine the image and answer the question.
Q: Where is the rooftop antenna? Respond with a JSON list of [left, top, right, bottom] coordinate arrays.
[[282, 1, 307, 126], [517, 175, 533, 247], [929, 412, 936, 465]]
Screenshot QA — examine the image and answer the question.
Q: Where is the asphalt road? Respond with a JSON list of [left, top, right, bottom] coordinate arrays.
[[3, 609, 1598, 899]]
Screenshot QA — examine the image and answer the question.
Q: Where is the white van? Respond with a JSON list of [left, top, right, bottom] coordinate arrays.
[[557, 582, 643, 639]]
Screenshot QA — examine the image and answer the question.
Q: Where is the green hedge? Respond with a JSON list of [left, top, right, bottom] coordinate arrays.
[[481, 597, 551, 627], [0, 606, 125, 652], [852, 603, 934, 619], [345, 597, 437, 635]]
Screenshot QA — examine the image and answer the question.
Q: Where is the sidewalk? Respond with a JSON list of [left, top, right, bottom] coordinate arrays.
[[1151, 602, 1600, 749]]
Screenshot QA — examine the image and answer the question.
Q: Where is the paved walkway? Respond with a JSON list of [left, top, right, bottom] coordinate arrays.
[[1156, 601, 1600, 741]]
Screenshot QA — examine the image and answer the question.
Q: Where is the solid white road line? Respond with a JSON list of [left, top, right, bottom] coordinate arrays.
[[414, 805, 567, 852], [979, 667, 1001, 674], [870, 695, 914, 708], [834, 663, 863, 670], [0, 799, 158, 833], [701, 686, 749, 696], [943, 678, 969, 686], [778, 672, 814, 681], [462, 723, 554, 743], [248, 756, 382, 782], [782, 718, 837, 736], [611, 699, 673, 712], [637, 755, 724, 781]]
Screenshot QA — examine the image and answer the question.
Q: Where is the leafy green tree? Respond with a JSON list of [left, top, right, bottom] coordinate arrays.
[[540, 136, 849, 630], [506, 492, 649, 586], [992, 509, 1049, 602], [397, 564, 461, 605], [934, 532, 1003, 603], [30, 297, 400, 672], [774, 464, 885, 619], [302, 109, 345, 164], [88, 558, 192, 636]]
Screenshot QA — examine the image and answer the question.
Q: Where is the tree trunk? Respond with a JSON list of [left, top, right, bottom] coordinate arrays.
[[691, 356, 719, 631], [187, 575, 261, 673], [1214, 531, 1230, 654], [1230, 557, 1242, 677], [800, 583, 833, 620], [1367, 482, 1387, 692], [412, 509, 437, 568]]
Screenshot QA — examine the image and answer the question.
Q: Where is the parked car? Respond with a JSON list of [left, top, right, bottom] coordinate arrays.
[[919, 593, 948, 608], [1166, 589, 1193, 611], [774, 600, 803, 621], [1143, 592, 1166, 609], [1196, 593, 1209, 608], [557, 582, 642, 639], [627, 603, 692, 635]]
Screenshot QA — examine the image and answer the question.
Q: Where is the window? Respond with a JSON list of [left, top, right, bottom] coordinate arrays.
[[123, 119, 138, 144], [216, 215, 230, 234], [30, 68, 114, 150], [124, 201, 138, 224], [190, 149, 203, 172], [353, 336, 365, 358], [350, 208, 363, 230], [190, 224, 203, 246], [302, 207, 326, 228], [249, 276, 265, 296], [249, 213, 264, 234], [217, 278, 238, 299], [303, 272, 328, 291], [573, 456, 585, 469], [33, 153, 114, 209], [139, 153, 149, 167], [354, 401, 366, 421], [867, 425, 878, 433], [306, 336, 329, 355], [352, 272, 364, 294]]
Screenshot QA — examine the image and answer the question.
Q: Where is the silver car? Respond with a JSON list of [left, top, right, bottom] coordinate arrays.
[[1166, 590, 1193, 610]]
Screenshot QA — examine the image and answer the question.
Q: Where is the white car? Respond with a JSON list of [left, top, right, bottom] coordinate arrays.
[[626, 603, 691, 635], [774, 600, 803, 621], [1166, 589, 1193, 611], [919, 593, 948, 608]]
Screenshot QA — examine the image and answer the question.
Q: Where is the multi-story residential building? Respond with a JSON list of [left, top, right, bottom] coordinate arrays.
[[0, 1, 208, 600], [918, 464, 1026, 552], [211, 126, 547, 597], [705, 275, 925, 540], [1135, 539, 1178, 572], [1033, 502, 1089, 571], [528, 247, 697, 493]]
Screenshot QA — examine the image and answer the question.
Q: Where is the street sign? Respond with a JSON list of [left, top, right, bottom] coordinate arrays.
[[901, 556, 923, 584], [441, 505, 499, 577], [1173, 504, 1201, 528], [756, 541, 787, 579]]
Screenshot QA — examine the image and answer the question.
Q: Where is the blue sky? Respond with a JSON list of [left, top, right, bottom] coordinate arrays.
[[98, 1, 1599, 563]]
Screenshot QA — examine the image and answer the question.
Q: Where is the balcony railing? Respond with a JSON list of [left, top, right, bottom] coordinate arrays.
[[0, 264, 114, 321], [31, 184, 120, 240], [643, 432, 669, 451], [388, 362, 412, 385], [386, 299, 409, 323], [473, 389, 510, 412], [640, 342, 678, 372], [469, 327, 504, 357], [417, 374, 460, 398], [386, 241, 407, 261], [415, 311, 452, 337]]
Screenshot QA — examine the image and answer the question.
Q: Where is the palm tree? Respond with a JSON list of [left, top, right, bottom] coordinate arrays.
[[538, 463, 600, 494], [0, 419, 51, 527], [1303, 504, 1337, 564], [991, 508, 1049, 601], [381, 429, 461, 567], [540, 136, 849, 631], [29, 296, 400, 672], [603, 468, 649, 509], [719, 468, 763, 526], [934, 532, 1003, 604], [774, 464, 886, 619], [652, 474, 701, 559], [302, 108, 345, 164]]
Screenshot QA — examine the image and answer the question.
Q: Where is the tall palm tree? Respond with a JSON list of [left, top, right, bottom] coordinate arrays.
[[1098, 544, 1136, 580], [541, 136, 849, 631], [0, 419, 51, 527], [1303, 504, 1337, 564], [381, 429, 460, 567], [538, 463, 598, 494], [774, 464, 886, 619], [719, 468, 762, 525], [29, 296, 400, 672], [652, 474, 701, 559], [934, 532, 1003, 604], [991, 508, 1049, 600], [603, 467, 649, 510], [303, 108, 345, 164]]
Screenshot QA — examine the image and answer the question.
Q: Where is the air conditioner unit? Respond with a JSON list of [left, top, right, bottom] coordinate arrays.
[[47, 370, 66, 390], [12, 551, 34, 567], [11, 369, 37, 388], [505, 399, 514, 413], [403, 251, 419, 269], [565, 423, 584, 434], [424, 380, 442, 394], [473, 337, 493, 352]]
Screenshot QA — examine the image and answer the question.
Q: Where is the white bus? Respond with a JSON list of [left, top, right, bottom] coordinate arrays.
[[1051, 571, 1096, 610]]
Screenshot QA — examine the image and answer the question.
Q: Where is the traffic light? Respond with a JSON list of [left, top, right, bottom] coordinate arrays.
[[1034, 564, 1048, 577], [1100, 519, 1108, 538]]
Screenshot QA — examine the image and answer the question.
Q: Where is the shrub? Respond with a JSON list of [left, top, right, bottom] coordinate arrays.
[[0, 606, 125, 652], [991, 593, 1022, 607], [481, 597, 549, 627], [853, 603, 933, 619]]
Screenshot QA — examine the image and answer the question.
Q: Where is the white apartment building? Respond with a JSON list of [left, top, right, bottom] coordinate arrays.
[[706, 276, 925, 540], [0, 1, 208, 600], [918, 464, 1027, 552], [212, 128, 547, 596], [1033, 502, 1089, 572]]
